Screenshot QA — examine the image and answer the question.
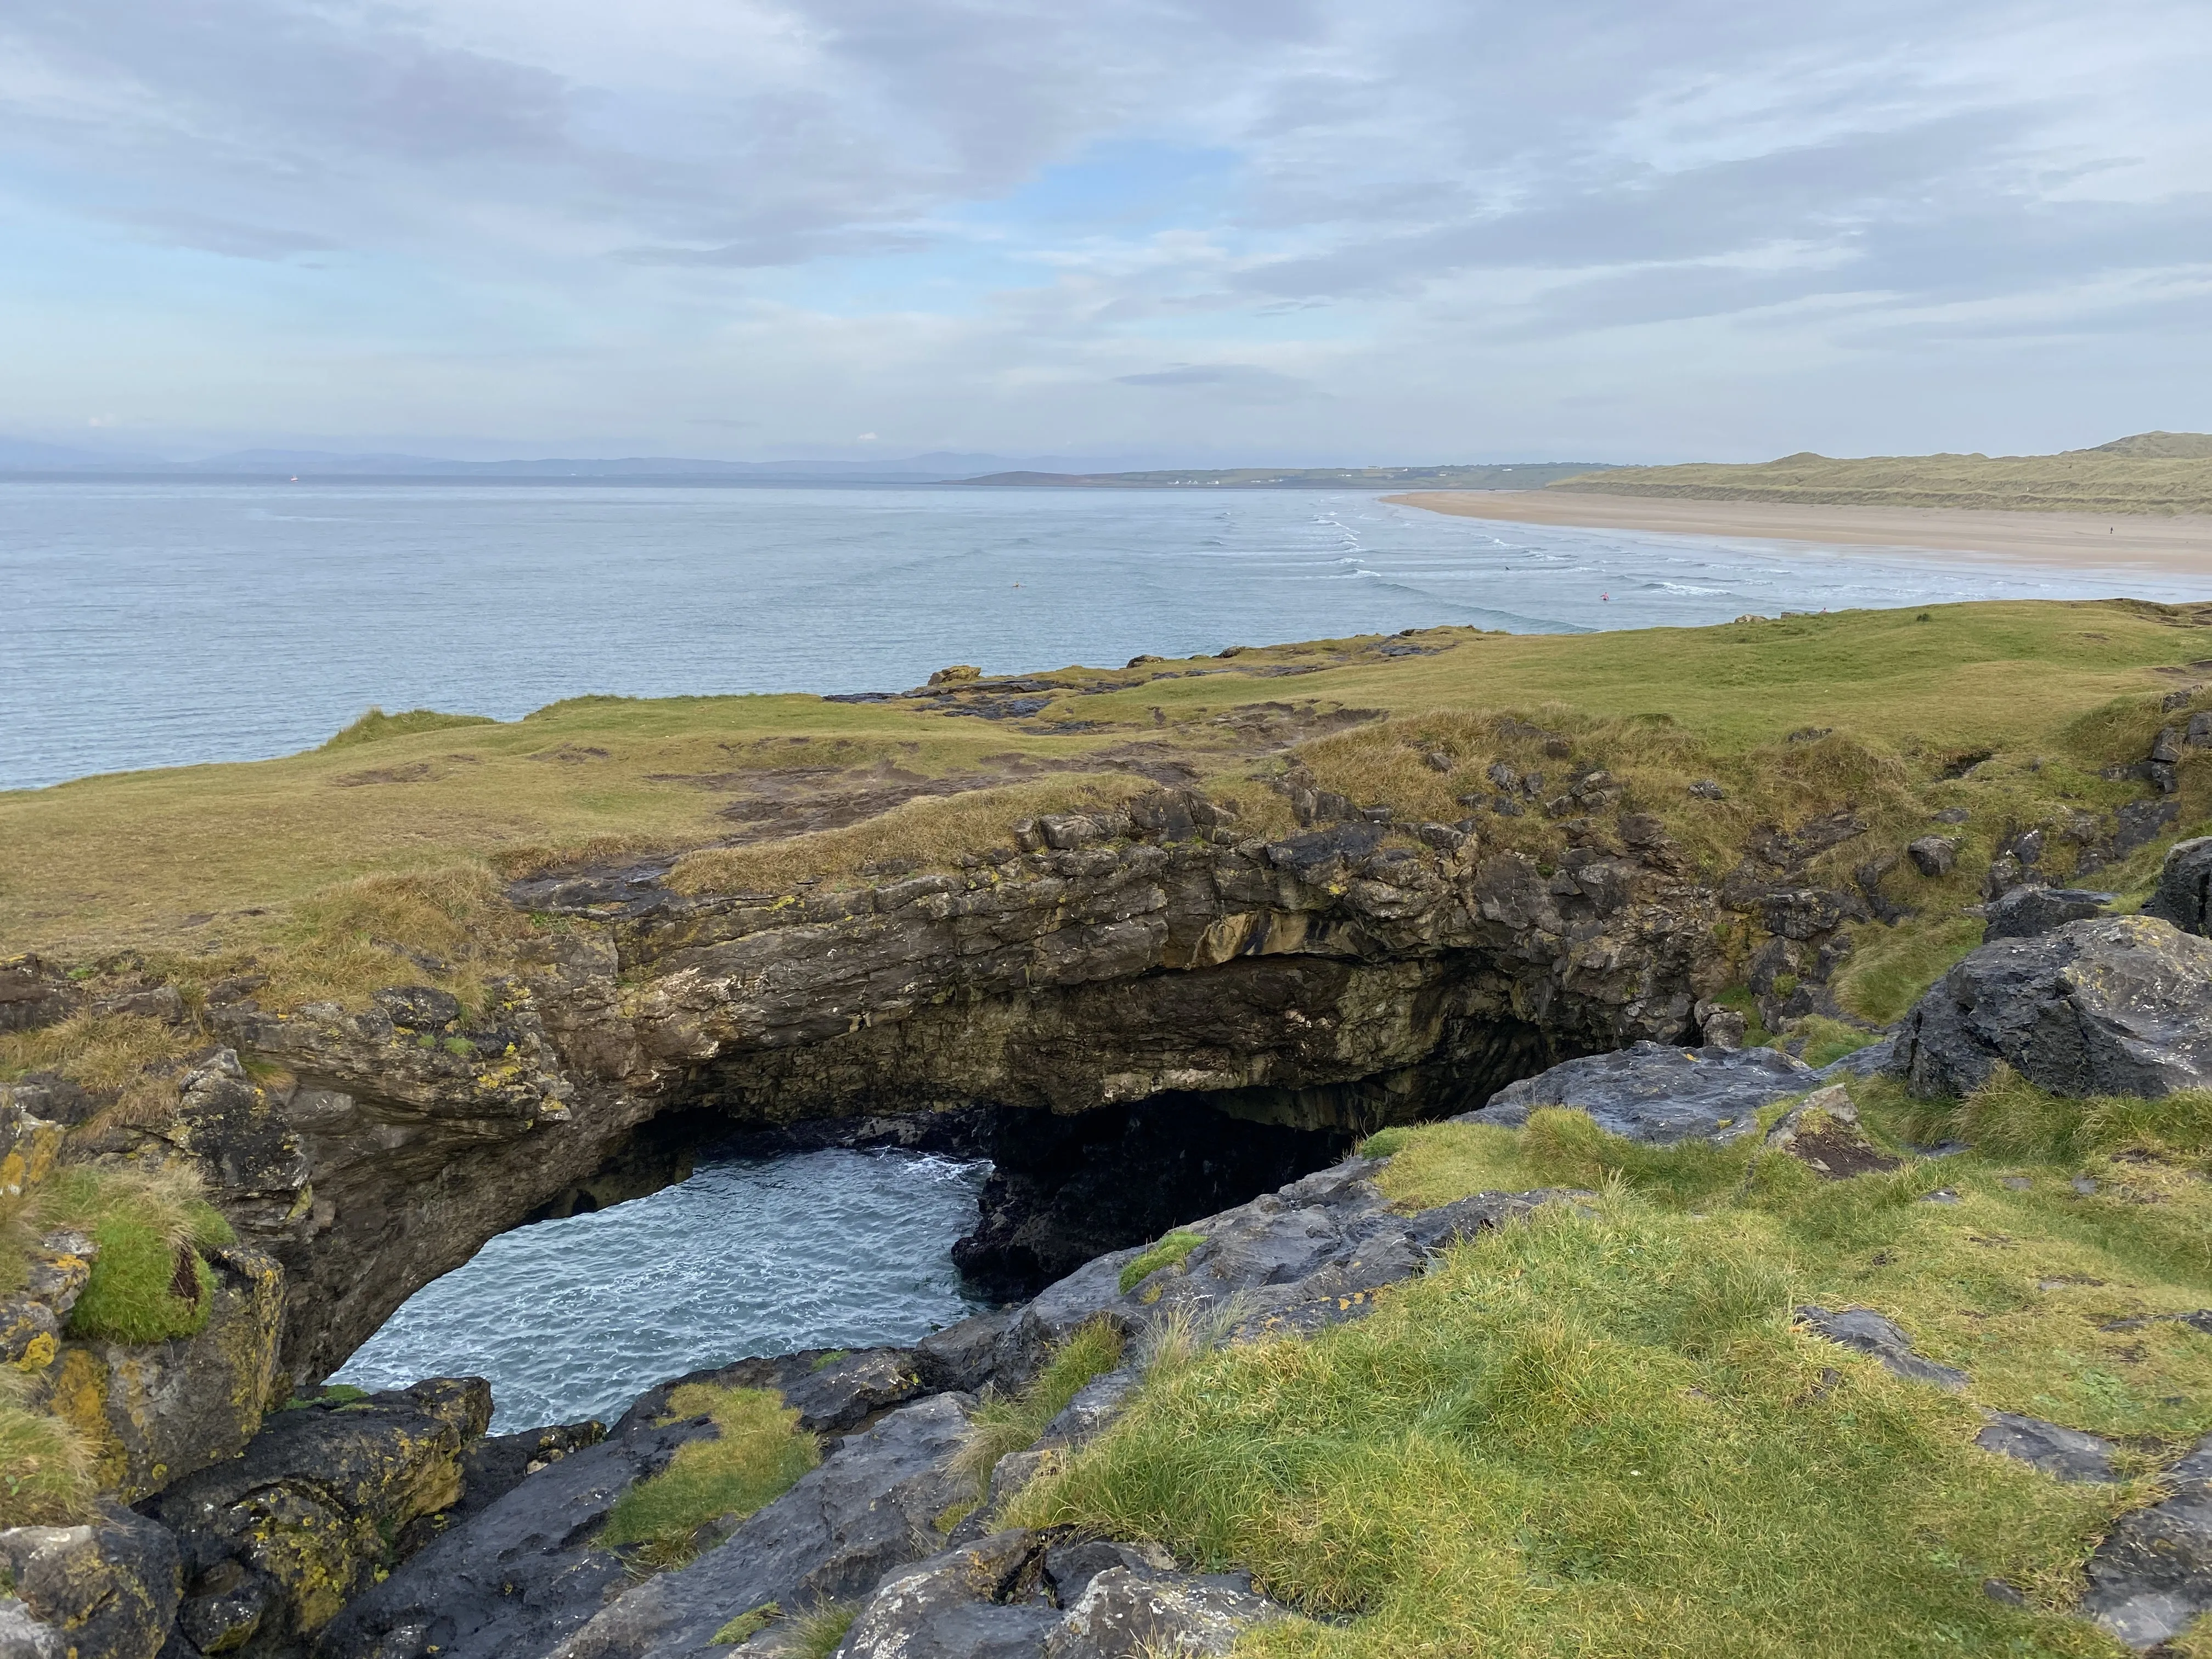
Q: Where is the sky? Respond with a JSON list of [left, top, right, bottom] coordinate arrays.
[[4, 0, 2210, 465]]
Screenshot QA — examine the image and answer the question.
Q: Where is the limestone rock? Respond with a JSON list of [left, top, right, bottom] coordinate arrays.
[[1795, 1306, 1966, 1391], [831, 1531, 1062, 1659], [1044, 1565, 1289, 1658], [146, 1378, 492, 1658], [1474, 1041, 1819, 1144], [0, 1506, 179, 1659], [2083, 1437, 2212, 1649], [2142, 836, 2212, 936], [1762, 1085, 1900, 1179], [1975, 1413, 2118, 1483], [317, 1407, 715, 1659], [540, 1393, 977, 1659], [1890, 916, 2212, 1099], [1982, 885, 2110, 942], [1906, 836, 1959, 877]]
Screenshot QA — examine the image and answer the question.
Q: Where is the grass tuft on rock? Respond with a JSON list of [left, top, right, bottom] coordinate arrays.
[[955, 1318, 1126, 1497], [0, 1372, 93, 1527], [776, 1600, 858, 1658], [1119, 1231, 1206, 1295], [53, 1165, 234, 1344], [600, 1385, 819, 1574]]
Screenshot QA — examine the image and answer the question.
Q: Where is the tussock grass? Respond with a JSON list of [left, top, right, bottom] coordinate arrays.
[[953, 1318, 1126, 1497], [49, 1164, 235, 1344], [0, 1371, 93, 1527], [601, 1384, 819, 1574], [776, 1601, 859, 1658]]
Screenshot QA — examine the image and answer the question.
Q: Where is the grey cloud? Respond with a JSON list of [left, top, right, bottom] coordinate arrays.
[[1115, 363, 1312, 400]]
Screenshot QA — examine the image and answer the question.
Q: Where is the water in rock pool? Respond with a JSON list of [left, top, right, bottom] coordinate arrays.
[[330, 1147, 993, 1433]]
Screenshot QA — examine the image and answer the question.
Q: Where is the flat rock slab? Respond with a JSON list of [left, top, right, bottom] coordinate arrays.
[[1976, 1412, 2119, 1483], [1470, 1041, 1819, 1144], [1795, 1305, 1967, 1391], [1891, 915, 2212, 1099], [2084, 1437, 2212, 1649], [1983, 885, 2112, 942]]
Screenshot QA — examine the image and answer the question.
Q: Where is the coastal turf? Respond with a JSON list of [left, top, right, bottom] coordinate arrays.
[[1011, 1076, 2212, 1657]]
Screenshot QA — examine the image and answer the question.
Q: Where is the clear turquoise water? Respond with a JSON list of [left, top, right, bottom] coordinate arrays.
[[7, 481, 2196, 791], [329, 1147, 991, 1432]]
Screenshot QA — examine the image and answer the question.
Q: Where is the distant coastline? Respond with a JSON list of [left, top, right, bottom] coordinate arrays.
[[952, 462, 1611, 489], [1387, 488, 2212, 574]]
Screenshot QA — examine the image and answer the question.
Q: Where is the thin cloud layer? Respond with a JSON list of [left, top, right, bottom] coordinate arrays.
[[3, 0, 2207, 460]]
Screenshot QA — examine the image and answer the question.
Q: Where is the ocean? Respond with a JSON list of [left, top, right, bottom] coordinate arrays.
[[3, 479, 2197, 793]]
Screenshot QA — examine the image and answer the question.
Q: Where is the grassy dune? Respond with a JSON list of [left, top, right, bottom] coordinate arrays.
[[1547, 433, 2212, 514]]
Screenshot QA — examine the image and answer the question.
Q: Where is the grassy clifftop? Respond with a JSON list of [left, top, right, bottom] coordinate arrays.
[[1547, 433, 2212, 514], [5, 596, 2211, 1034]]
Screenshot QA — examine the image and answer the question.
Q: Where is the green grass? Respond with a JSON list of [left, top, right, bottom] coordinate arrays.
[[600, 1385, 820, 1573], [49, 1166, 234, 1344], [954, 1318, 1127, 1499], [1014, 1091, 2212, 1655], [321, 707, 498, 749], [777, 1601, 858, 1658], [708, 1602, 780, 1644], [1120, 1231, 1207, 1294], [0, 1373, 92, 1527]]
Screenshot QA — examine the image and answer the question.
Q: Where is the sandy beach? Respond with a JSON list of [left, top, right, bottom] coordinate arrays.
[[1387, 490, 2212, 577]]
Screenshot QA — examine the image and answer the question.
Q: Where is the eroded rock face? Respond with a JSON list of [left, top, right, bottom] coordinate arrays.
[[188, 809, 1728, 1384], [2143, 836, 2212, 936], [0, 1507, 179, 1659], [1890, 916, 2212, 1099]]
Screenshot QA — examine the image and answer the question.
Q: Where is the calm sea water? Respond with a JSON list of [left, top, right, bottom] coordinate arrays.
[[330, 1147, 991, 1432], [4, 480, 2199, 792]]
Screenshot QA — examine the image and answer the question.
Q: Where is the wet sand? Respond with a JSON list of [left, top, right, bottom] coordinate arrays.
[[1387, 490, 2212, 577]]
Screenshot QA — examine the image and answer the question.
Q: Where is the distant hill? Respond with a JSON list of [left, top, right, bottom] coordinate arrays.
[[1544, 433, 2212, 514], [958, 462, 1615, 489]]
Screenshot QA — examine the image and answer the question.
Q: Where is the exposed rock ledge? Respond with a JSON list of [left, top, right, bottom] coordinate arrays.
[[169, 801, 1732, 1384]]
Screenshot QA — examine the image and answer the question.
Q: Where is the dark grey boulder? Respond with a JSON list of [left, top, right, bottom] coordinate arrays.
[[2083, 1437, 2212, 1649], [1975, 1412, 2118, 1483], [1045, 1566, 1288, 1658], [1473, 1041, 1819, 1144], [831, 1531, 1062, 1659], [1812, 1037, 1895, 1082], [1982, 885, 2111, 942], [1890, 915, 2212, 1099], [1795, 1306, 1967, 1391], [545, 1393, 977, 1659], [2143, 837, 2212, 937], [1907, 836, 1960, 877], [0, 1506, 179, 1659]]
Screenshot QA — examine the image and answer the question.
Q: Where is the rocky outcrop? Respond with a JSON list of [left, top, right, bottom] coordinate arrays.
[[2143, 836, 2212, 936], [1792, 1306, 1967, 1391], [144, 1379, 492, 1658], [1471, 1041, 1818, 1143], [827, 1529, 1293, 1659], [1890, 916, 2212, 1099], [177, 800, 1729, 1385], [0, 1506, 180, 1659], [35, 1242, 285, 1503], [1980, 885, 2110, 942], [1762, 1084, 1900, 1178]]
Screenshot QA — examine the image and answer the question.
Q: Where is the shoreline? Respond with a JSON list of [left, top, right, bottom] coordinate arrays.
[[1386, 489, 2212, 577]]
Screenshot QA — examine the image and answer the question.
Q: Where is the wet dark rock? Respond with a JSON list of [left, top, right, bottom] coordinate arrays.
[[2143, 837, 2212, 937], [1890, 916, 2212, 1099], [543, 1394, 976, 1659], [1982, 885, 2111, 942], [0, 1506, 179, 1659], [0, 955, 77, 1035], [1474, 1041, 1817, 1144], [2082, 1437, 2212, 1649], [449, 1420, 606, 1525], [1975, 1412, 2118, 1483], [1794, 1306, 1967, 1391]]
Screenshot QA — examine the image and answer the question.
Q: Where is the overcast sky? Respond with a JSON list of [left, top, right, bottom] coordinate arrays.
[[5, 0, 2209, 463]]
